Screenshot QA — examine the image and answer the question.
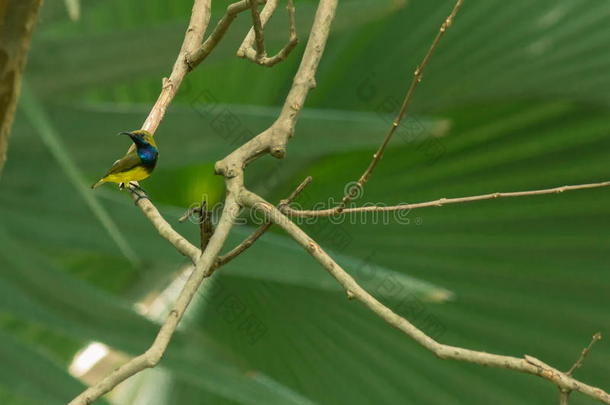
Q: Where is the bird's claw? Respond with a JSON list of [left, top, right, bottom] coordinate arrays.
[[128, 183, 149, 204]]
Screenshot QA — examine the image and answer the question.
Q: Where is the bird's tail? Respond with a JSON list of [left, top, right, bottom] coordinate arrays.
[[91, 178, 106, 189]]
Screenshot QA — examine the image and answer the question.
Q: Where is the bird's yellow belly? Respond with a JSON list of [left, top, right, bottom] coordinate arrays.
[[104, 166, 151, 184]]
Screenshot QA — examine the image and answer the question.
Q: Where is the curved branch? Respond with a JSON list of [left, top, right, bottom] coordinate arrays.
[[186, 0, 256, 70], [74, 0, 335, 403], [238, 0, 299, 67], [132, 192, 200, 260], [248, 0, 266, 60], [237, 0, 279, 56], [241, 190, 610, 405]]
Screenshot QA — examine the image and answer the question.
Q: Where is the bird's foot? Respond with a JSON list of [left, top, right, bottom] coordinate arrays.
[[128, 183, 149, 204]]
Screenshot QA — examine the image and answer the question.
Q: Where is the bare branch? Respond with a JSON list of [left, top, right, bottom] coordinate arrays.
[[280, 175, 314, 206], [237, 0, 279, 56], [74, 3, 336, 399], [241, 190, 610, 405], [263, 0, 298, 67], [337, 0, 464, 212], [140, 0, 212, 135], [186, 0, 255, 70], [214, 176, 312, 270], [237, 0, 299, 67], [71, 1, 217, 400], [133, 194, 200, 261], [76, 0, 610, 402], [69, 197, 239, 405], [282, 181, 610, 217], [217, 0, 337, 172], [72, 0, 373, 403], [0, 0, 44, 177], [249, 0, 266, 60]]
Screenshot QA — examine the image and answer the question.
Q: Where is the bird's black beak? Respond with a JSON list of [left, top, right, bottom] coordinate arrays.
[[119, 131, 134, 138]]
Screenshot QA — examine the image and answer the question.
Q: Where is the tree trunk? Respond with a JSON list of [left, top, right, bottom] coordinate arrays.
[[0, 0, 43, 176]]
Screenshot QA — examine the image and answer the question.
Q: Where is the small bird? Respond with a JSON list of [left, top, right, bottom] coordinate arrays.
[[91, 130, 158, 193]]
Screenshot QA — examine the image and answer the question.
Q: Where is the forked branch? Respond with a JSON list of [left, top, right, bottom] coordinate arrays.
[[74, 0, 610, 404], [212, 176, 312, 273], [238, 0, 298, 67], [560, 333, 603, 404], [186, 0, 260, 70], [241, 190, 610, 405], [567, 332, 603, 377], [71, 0, 336, 402], [69, 196, 240, 405]]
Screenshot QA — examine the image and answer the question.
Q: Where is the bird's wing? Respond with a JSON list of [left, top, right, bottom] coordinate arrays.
[[104, 152, 142, 176]]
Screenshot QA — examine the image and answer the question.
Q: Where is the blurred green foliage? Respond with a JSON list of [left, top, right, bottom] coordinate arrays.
[[0, 0, 609, 404]]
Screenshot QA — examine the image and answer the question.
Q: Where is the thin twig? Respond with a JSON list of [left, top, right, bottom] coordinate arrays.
[[282, 181, 610, 217], [280, 175, 314, 205], [237, 0, 299, 67], [241, 190, 610, 405], [337, 0, 464, 212], [567, 332, 603, 376], [558, 333, 603, 405], [186, 0, 256, 70]]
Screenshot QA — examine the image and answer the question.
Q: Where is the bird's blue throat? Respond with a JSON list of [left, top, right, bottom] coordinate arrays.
[[137, 145, 158, 168]]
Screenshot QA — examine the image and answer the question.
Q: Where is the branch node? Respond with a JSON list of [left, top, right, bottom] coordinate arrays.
[[270, 145, 286, 158], [144, 350, 162, 368], [238, 0, 299, 67], [184, 52, 195, 72]]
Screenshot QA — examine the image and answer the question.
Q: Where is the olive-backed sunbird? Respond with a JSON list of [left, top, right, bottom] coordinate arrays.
[[91, 130, 158, 189]]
